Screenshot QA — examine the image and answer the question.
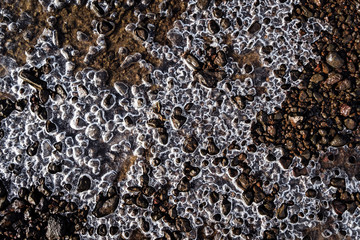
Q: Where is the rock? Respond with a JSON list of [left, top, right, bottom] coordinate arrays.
[[140, 217, 150, 232], [0, 181, 8, 210], [171, 115, 186, 129], [290, 214, 298, 223], [48, 162, 62, 174], [258, 204, 274, 218], [326, 52, 344, 69], [39, 89, 50, 104], [221, 198, 231, 215], [310, 73, 324, 83], [248, 21, 261, 34], [214, 51, 227, 67], [293, 167, 308, 177], [209, 191, 219, 204], [197, 0, 211, 9], [97, 224, 107, 236], [220, 18, 231, 29], [184, 54, 201, 71], [124, 115, 134, 127], [123, 194, 134, 205], [168, 206, 178, 219], [340, 104, 351, 117], [26, 141, 39, 156], [135, 27, 148, 41], [55, 84, 67, 99], [177, 177, 190, 192], [85, 123, 101, 140], [325, 72, 342, 85], [93, 194, 120, 218], [330, 177, 346, 189], [276, 203, 288, 219], [114, 82, 128, 96], [336, 79, 351, 91], [102, 94, 115, 109], [158, 128, 169, 145], [344, 118, 356, 130], [194, 71, 218, 88], [135, 194, 148, 208], [54, 142, 62, 152], [36, 105, 47, 120], [46, 215, 68, 240], [147, 118, 164, 128], [78, 176, 91, 192], [242, 189, 254, 205], [208, 19, 220, 34], [330, 134, 348, 147], [288, 114, 304, 127], [279, 156, 292, 169], [266, 154, 276, 162], [0, 99, 15, 120], [332, 199, 347, 215], [46, 120, 57, 133], [15, 99, 27, 111], [253, 185, 265, 203], [232, 96, 246, 110], [305, 189, 317, 198], [175, 218, 192, 232], [207, 138, 219, 155], [142, 186, 155, 196], [182, 136, 198, 153], [236, 173, 252, 190], [151, 210, 163, 221]]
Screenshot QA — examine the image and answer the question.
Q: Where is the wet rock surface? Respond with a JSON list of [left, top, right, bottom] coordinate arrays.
[[0, 0, 359, 239]]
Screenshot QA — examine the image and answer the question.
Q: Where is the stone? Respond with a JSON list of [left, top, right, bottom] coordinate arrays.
[[197, 0, 211, 10], [208, 19, 220, 34], [310, 73, 324, 83], [330, 177, 346, 189], [97, 224, 107, 236], [209, 191, 219, 204], [171, 115, 186, 129], [326, 52, 344, 69], [177, 177, 190, 192], [276, 203, 288, 220], [175, 218, 192, 232], [344, 118, 356, 130], [48, 162, 62, 174], [242, 189, 254, 205], [332, 200, 347, 215], [182, 136, 198, 153], [26, 141, 39, 156], [135, 194, 148, 208], [93, 194, 119, 218], [330, 134, 348, 147], [78, 176, 91, 192], [253, 185, 265, 203], [305, 189, 317, 198], [248, 21, 261, 34], [221, 198, 231, 215]]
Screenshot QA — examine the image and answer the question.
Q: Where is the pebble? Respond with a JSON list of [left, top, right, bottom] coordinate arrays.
[[77, 176, 91, 192], [276, 203, 288, 220], [93, 194, 120, 218], [326, 52, 344, 69], [330, 177, 346, 189], [330, 134, 348, 147], [182, 136, 198, 153]]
